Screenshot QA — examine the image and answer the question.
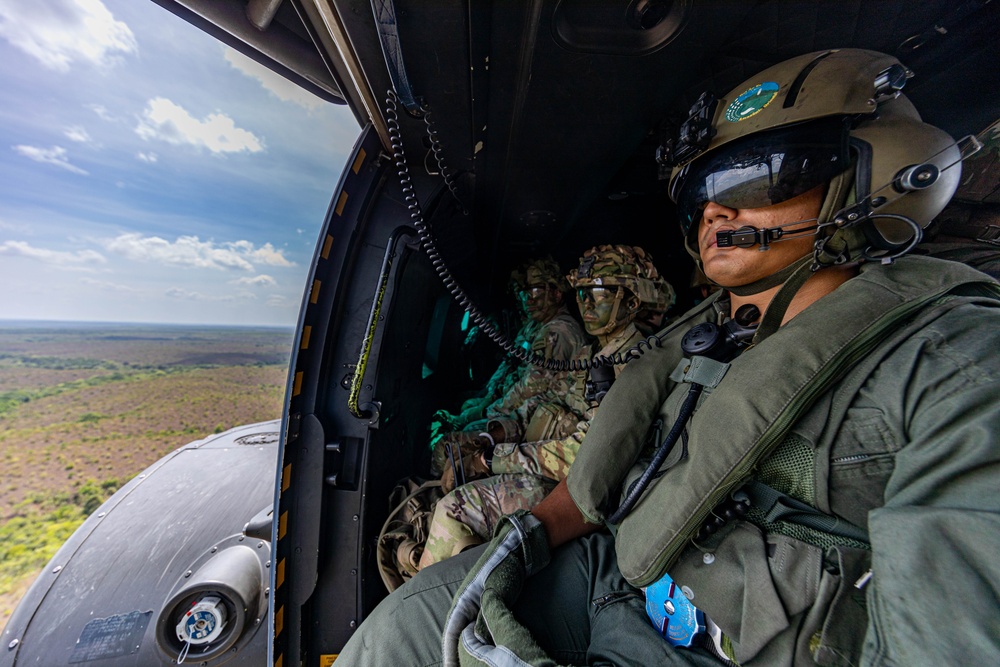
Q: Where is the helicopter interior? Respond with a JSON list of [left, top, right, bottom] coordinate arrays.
[[152, 0, 1000, 662]]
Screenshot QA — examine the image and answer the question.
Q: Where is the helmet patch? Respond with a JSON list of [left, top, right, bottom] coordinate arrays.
[[725, 82, 780, 123]]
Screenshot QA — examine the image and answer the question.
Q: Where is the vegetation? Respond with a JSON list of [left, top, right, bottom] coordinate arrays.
[[0, 323, 292, 627], [0, 480, 122, 592]]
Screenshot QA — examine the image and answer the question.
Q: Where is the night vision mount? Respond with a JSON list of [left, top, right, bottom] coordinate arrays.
[[656, 92, 718, 178]]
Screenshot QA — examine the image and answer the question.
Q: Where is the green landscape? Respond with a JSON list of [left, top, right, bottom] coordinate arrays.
[[0, 321, 293, 630]]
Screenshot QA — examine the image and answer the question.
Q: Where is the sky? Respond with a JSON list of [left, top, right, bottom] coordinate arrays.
[[0, 0, 360, 326]]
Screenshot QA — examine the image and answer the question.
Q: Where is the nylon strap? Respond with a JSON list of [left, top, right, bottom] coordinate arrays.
[[744, 480, 870, 544], [751, 256, 816, 344], [726, 254, 810, 297]]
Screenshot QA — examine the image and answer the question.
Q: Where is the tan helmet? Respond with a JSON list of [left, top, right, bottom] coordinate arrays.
[[665, 49, 965, 265]]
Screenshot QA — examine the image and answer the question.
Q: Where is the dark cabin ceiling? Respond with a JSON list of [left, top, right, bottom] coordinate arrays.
[[376, 0, 1000, 254]]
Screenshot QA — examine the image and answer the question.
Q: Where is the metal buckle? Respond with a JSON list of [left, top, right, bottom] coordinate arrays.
[[977, 224, 1000, 247]]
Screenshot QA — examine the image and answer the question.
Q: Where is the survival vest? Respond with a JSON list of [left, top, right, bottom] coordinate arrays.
[[568, 255, 1000, 586]]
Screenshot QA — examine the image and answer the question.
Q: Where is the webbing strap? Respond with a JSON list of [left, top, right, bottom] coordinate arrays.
[[752, 257, 816, 343], [727, 255, 811, 297], [745, 480, 870, 545]]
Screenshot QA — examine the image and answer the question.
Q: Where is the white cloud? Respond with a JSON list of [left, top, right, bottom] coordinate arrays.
[[79, 277, 138, 292], [235, 241, 294, 267], [232, 274, 277, 287], [266, 294, 288, 307], [0, 240, 106, 266], [64, 126, 92, 143], [166, 287, 257, 302], [0, 0, 137, 72], [135, 97, 264, 155], [224, 47, 323, 111], [13, 145, 88, 174], [101, 233, 294, 271], [136, 151, 158, 163], [0, 219, 31, 233], [89, 103, 114, 121]]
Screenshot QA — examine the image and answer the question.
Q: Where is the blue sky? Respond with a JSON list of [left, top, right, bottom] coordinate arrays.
[[0, 0, 359, 326]]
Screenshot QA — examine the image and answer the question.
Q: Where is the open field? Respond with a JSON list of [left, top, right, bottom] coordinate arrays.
[[0, 321, 293, 628]]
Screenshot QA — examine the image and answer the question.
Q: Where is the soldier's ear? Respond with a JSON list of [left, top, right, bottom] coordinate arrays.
[[628, 294, 641, 312]]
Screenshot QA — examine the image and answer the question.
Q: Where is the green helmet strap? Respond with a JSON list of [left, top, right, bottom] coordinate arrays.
[[725, 255, 809, 297], [751, 256, 816, 344]]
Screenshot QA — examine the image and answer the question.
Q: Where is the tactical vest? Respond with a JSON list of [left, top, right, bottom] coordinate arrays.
[[568, 256, 1000, 663]]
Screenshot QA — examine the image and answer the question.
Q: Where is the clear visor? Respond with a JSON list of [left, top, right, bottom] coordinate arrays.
[[672, 117, 851, 234]]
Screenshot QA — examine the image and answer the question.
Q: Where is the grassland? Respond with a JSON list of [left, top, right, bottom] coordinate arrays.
[[0, 321, 292, 629]]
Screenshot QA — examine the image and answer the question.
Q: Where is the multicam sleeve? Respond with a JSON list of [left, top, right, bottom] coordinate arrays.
[[534, 313, 588, 363], [490, 426, 586, 483]]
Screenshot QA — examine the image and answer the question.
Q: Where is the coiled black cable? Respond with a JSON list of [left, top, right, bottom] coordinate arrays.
[[422, 109, 467, 215], [386, 89, 668, 374]]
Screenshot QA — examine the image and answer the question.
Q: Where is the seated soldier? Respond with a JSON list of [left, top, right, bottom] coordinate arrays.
[[430, 256, 588, 475], [417, 245, 671, 568], [336, 49, 1000, 667], [431, 264, 535, 438]]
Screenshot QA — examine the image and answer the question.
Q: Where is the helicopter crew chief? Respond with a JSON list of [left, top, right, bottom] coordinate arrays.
[[335, 49, 1000, 666], [417, 245, 668, 569]]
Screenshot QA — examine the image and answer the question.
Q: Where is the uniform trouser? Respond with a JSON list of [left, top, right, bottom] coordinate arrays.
[[419, 473, 555, 569], [336, 532, 720, 666]]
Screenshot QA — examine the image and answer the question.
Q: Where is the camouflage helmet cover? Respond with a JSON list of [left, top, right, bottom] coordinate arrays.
[[509, 256, 566, 293], [567, 244, 665, 306]]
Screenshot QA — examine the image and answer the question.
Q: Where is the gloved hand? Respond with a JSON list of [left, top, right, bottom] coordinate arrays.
[[440, 439, 492, 494], [441, 511, 555, 667]]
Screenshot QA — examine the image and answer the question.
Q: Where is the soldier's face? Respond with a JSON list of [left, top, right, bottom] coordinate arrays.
[[577, 287, 620, 334], [520, 284, 560, 322], [697, 184, 824, 288], [635, 308, 666, 336]]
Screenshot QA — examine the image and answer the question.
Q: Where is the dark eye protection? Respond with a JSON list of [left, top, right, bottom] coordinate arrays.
[[671, 117, 850, 234]]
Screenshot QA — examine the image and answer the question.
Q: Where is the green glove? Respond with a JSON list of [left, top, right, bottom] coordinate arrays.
[[441, 511, 560, 667]]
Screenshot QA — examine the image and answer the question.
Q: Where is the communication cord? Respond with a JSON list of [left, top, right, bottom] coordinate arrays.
[[385, 89, 666, 373]]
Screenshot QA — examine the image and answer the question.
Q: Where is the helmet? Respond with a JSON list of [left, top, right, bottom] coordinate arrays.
[[635, 255, 676, 312], [567, 245, 661, 335], [567, 244, 661, 301], [666, 49, 965, 265], [510, 256, 566, 292]]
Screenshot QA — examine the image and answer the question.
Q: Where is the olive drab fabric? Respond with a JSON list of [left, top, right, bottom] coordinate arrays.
[[571, 256, 1000, 578], [420, 245, 668, 569], [565, 255, 1000, 664]]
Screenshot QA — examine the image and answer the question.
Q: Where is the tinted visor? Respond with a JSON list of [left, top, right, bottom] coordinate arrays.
[[673, 117, 850, 234]]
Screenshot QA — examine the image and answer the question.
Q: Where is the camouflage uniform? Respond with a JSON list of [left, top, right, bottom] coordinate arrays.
[[430, 258, 588, 474], [420, 245, 662, 567]]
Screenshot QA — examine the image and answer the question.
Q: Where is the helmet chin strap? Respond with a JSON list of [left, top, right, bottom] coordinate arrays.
[[587, 287, 635, 337]]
